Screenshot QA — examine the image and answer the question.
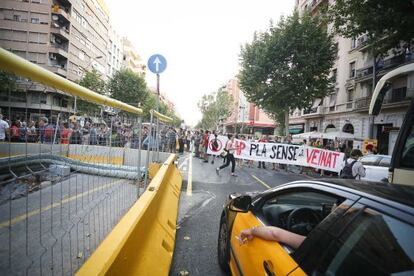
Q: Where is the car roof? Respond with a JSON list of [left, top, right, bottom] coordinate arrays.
[[362, 154, 391, 158], [280, 179, 414, 211]]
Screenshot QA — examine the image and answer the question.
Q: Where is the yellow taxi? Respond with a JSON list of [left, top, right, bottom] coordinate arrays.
[[217, 180, 414, 275]]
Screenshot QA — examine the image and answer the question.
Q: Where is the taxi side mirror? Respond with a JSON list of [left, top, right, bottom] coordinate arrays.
[[229, 195, 251, 213]]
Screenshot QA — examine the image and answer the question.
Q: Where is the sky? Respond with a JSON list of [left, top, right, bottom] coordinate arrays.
[[105, 0, 295, 126]]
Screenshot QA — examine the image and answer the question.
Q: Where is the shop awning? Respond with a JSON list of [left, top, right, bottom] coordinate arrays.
[[321, 131, 354, 140], [292, 131, 324, 139]]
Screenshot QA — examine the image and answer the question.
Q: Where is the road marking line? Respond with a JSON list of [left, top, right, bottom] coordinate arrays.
[[0, 179, 126, 229], [186, 154, 193, 196], [178, 157, 188, 170], [251, 174, 271, 189]]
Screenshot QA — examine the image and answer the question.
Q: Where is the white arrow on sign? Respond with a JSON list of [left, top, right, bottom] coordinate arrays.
[[153, 57, 161, 72]]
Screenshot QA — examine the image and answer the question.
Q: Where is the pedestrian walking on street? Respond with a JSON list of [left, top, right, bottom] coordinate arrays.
[[203, 130, 210, 163], [258, 135, 268, 169], [216, 134, 238, 177], [340, 149, 366, 180], [210, 131, 219, 164]]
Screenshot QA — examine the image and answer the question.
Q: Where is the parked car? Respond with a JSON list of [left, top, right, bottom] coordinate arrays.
[[359, 154, 391, 182], [217, 180, 414, 276]]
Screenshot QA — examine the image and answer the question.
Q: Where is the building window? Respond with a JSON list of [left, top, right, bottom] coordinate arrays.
[[14, 30, 27, 42], [347, 88, 354, 102], [349, 61, 356, 78], [13, 14, 21, 21], [31, 17, 40, 24], [79, 51, 85, 61], [81, 17, 87, 28], [329, 92, 337, 112], [351, 37, 357, 49], [31, 93, 47, 104], [77, 66, 84, 76], [366, 83, 373, 97], [332, 68, 337, 83], [10, 92, 26, 103], [13, 50, 26, 59]]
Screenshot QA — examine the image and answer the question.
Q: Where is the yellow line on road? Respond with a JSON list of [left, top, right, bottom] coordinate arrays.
[[186, 154, 193, 196], [0, 179, 125, 229], [251, 174, 271, 189]]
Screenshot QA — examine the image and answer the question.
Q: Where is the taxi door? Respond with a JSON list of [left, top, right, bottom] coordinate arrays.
[[230, 211, 306, 276]]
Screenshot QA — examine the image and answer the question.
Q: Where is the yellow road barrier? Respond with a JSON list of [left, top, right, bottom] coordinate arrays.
[[152, 110, 173, 123], [76, 154, 182, 276], [0, 47, 142, 115], [149, 162, 161, 178]]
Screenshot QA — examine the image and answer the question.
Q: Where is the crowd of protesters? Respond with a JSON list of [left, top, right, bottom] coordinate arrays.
[[0, 113, 154, 148], [0, 112, 368, 179]]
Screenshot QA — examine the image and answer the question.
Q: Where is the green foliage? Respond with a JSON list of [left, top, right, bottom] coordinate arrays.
[[197, 88, 234, 130], [0, 69, 17, 92], [140, 91, 181, 125], [141, 92, 156, 120], [107, 69, 149, 107], [328, 0, 414, 57], [76, 69, 106, 114], [239, 12, 336, 131]]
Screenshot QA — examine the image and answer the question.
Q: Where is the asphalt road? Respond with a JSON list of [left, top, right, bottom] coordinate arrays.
[[170, 153, 309, 276]]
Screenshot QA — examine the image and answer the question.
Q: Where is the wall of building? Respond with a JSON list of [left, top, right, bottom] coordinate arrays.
[[293, 0, 413, 154]]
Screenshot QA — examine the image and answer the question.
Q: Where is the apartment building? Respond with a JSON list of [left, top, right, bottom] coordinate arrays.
[[0, 0, 74, 122], [121, 37, 145, 76], [68, 0, 109, 80], [223, 78, 276, 136], [292, 0, 414, 154], [107, 26, 122, 77], [0, 0, 111, 122]]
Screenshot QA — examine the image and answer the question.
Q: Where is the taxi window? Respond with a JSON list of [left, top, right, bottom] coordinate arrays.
[[260, 190, 343, 235], [401, 122, 414, 169], [315, 208, 414, 275]]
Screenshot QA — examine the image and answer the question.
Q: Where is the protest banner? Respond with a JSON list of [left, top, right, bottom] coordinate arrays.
[[207, 135, 345, 172]]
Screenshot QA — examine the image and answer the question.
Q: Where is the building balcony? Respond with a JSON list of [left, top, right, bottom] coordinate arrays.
[[49, 65, 67, 77], [52, 5, 70, 23], [354, 54, 414, 83], [301, 105, 324, 118], [355, 66, 374, 83], [354, 96, 372, 111], [350, 34, 369, 52], [50, 25, 70, 40], [52, 7, 69, 20], [49, 47, 68, 59], [379, 53, 414, 72], [310, 0, 328, 13]]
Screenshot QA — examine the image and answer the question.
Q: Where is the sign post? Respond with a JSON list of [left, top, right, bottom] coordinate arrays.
[[147, 54, 167, 162]]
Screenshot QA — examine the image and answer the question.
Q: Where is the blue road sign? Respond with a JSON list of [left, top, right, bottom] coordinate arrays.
[[147, 54, 167, 74]]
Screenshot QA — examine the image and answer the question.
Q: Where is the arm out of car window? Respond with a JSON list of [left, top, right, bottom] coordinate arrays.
[[239, 226, 306, 249]]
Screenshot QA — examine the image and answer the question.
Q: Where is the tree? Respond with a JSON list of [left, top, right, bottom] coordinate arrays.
[[328, 0, 414, 57], [76, 69, 106, 114], [0, 70, 16, 92], [141, 92, 157, 121], [197, 88, 234, 130], [107, 69, 149, 107], [239, 12, 336, 135]]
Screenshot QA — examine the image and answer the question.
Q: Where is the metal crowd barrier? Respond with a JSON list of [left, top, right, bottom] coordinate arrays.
[[0, 48, 177, 275]]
